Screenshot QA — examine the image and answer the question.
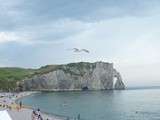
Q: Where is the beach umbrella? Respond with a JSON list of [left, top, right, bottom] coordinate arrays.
[[0, 110, 12, 120]]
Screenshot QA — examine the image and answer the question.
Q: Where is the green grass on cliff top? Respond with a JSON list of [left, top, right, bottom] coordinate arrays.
[[0, 67, 35, 81], [0, 67, 36, 91]]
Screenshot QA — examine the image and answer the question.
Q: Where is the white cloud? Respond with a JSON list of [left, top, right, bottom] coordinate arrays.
[[0, 32, 32, 44], [0, 19, 92, 45], [0, 32, 16, 43]]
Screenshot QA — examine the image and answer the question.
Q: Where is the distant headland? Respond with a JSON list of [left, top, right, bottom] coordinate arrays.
[[0, 62, 125, 92]]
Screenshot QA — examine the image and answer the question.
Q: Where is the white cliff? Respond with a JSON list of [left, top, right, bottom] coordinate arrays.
[[20, 62, 125, 91]]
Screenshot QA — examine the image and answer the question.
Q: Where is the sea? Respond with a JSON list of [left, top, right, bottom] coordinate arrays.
[[19, 88, 160, 120]]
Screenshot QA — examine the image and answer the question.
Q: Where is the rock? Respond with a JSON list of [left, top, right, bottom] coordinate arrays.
[[114, 79, 125, 90], [114, 69, 125, 90], [20, 62, 125, 91]]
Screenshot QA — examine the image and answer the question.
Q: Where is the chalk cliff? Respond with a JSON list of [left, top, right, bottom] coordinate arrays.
[[20, 62, 125, 91]]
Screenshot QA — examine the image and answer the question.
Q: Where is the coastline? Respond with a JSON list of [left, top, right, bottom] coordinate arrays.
[[14, 91, 39, 105], [0, 91, 66, 120]]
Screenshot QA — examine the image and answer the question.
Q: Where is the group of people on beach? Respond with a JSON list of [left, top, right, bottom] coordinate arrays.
[[0, 98, 22, 111], [32, 108, 49, 120]]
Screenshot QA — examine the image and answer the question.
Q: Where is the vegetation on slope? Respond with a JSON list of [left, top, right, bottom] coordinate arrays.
[[0, 68, 35, 91]]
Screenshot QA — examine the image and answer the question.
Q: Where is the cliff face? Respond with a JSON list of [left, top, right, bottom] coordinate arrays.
[[113, 69, 125, 90], [20, 62, 125, 91]]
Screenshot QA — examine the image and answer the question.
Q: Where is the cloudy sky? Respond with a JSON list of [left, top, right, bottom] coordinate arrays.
[[0, 0, 160, 87]]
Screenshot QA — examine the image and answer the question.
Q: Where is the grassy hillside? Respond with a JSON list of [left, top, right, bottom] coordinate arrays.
[[0, 65, 64, 91], [0, 67, 35, 91]]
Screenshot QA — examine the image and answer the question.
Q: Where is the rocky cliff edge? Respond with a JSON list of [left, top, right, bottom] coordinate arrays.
[[19, 62, 125, 91]]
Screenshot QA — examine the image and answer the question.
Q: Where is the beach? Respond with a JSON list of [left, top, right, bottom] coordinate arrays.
[[0, 92, 65, 120]]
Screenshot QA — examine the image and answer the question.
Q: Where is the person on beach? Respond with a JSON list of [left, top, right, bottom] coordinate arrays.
[[36, 108, 41, 116], [32, 110, 37, 120], [32, 110, 42, 120], [36, 108, 43, 120], [16, 104, 20, 111], [19, 101, 22, 109], [77, 114, 80, 120], [38, 114, 43, 120]]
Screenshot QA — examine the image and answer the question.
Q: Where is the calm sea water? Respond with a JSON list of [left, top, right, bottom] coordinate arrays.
[[20, 89, 160, 120]]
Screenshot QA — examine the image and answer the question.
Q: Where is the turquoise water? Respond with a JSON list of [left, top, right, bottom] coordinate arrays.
[[20, 89, 160, 120]]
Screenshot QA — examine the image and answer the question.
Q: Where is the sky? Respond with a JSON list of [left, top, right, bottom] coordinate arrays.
[[0, 0, 160, 87]]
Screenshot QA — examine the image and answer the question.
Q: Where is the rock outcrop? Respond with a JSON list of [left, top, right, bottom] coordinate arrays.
[[20, 62, 125, 91], [113, 69, 125, 90]]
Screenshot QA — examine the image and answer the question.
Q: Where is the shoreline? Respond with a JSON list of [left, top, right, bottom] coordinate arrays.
[[14, 91, 39, 105], [0, 91, 67, 120]]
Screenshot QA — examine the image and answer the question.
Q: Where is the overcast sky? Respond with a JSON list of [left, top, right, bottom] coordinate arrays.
[[0, 0, 160, 87]]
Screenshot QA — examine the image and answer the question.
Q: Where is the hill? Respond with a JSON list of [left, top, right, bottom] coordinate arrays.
[[0, 62, 125, 91]]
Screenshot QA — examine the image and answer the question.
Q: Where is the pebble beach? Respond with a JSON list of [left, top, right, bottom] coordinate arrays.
[[0, 92, 65, 120]]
